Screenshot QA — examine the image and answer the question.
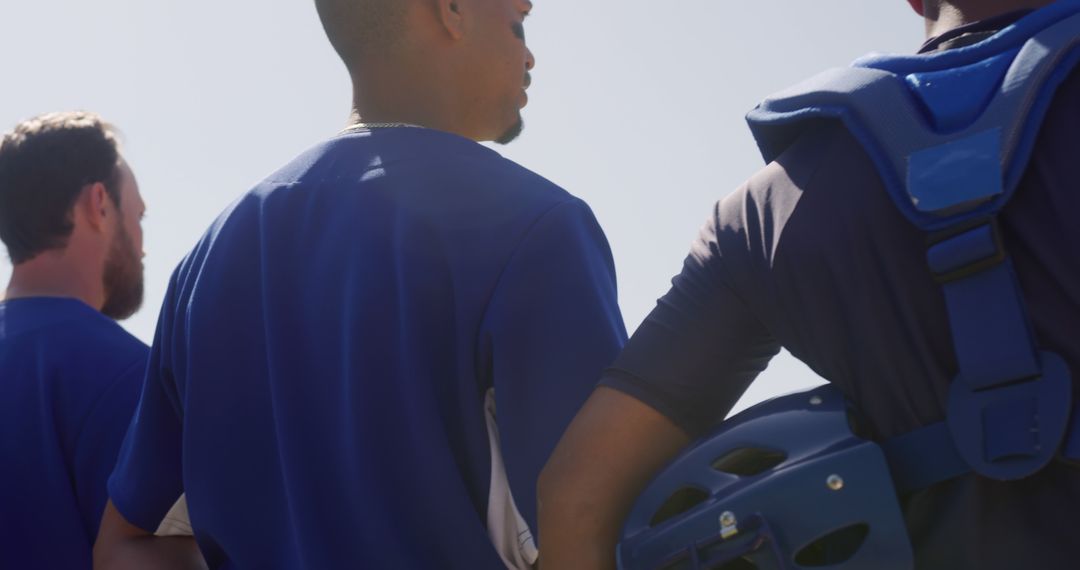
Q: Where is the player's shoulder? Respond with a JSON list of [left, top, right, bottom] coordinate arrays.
[[0, 298, 146, 357], [724, 122, 884, 225], [0, 299, 149, 394], [395, 128, 573, 204], [706, 120, 901, 288], [59, 305, 148, 367]]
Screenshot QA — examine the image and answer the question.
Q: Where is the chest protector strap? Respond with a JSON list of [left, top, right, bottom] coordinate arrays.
[[745, 1, 1080, 490]]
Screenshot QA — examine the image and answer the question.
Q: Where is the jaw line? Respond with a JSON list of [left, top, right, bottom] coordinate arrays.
[[494, 116, 525, 145]]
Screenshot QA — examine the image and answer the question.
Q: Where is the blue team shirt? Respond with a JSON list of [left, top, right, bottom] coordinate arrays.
[[602, 13, 1080, 570], [0, 297, 148, 570], [109, 127, 627, 568]]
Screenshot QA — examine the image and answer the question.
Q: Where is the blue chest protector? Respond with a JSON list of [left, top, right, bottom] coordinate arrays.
[[616, 4, 1080, 570], [747, 1, 1080, 489]]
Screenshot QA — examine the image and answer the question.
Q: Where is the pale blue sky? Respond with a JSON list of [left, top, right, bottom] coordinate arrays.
[[0, 0, 924, 413]]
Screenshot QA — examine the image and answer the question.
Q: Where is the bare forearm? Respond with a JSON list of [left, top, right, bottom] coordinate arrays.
[[94, 500, 207, 570], [94, 535, 206, 570], [538, 388, 689, 570]]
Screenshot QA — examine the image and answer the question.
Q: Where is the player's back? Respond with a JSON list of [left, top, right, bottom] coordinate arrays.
[[716, 38, 1080, 570], [156, 127, 600, 568], [0, 298, 146, 570]]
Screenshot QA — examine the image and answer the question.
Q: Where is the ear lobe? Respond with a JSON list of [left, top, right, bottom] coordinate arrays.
[[437, 0, 466, 40]]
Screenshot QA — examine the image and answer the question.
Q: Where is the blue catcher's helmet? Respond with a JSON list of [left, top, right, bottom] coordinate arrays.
[[617, 385, 913, 570]]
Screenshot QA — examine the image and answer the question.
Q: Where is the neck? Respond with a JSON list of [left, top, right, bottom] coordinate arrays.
[[346, 49, 481, 140], [922, 0, 1055, 38], [4, 250, 104, 310], [348, 83, 473, 139]]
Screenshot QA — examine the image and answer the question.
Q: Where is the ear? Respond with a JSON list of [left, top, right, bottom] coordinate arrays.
[[907, 0, 925, 16], [435, 0, 466, 40], [80, 182, 112, 233]]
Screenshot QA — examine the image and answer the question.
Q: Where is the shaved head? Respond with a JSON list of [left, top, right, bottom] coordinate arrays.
[[314, 0, 408, 72], [314, 0, 537, 143]]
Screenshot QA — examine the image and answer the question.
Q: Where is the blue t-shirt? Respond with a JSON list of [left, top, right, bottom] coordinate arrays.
[[108, 127, 627, 568], [601, 13, 1080, 570], [0, 297, 148, 570]]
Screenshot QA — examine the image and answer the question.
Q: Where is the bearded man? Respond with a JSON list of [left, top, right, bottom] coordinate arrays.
[[0, 111, 148, 570]]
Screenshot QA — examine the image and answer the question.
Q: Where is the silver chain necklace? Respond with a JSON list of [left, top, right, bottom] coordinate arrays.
[[339, 122, 422, 134]]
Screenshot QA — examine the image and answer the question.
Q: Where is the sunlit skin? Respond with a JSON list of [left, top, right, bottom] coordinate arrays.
[[535, 2, 1057, 569], [920, 0, 1056, 36], [348, 0, 536, 143], [4, 158, 145, 319]]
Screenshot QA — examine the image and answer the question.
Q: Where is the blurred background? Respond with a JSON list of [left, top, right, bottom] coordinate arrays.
[[0, 0, 922, 413]]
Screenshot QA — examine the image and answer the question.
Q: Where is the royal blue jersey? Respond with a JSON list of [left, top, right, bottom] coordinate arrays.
[[0, 297, 147, 570], [108, 127, 626, 568], [601, 13, 1080, 569]]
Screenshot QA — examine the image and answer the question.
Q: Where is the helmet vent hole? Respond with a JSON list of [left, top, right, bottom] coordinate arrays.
[[649, 486, 709, 527], [711, 448, 787, 476], [793, 523, 870, 566]]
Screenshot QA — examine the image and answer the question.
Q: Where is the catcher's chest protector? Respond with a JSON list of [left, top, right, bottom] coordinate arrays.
[[616, 5, 1080, 570], [747, 1, 1080, 487]]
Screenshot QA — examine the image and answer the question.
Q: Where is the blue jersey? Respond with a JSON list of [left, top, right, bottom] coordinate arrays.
[[0, 297, 147, 570], [601, 13, 1080, 569], [108, 127, 627, 568]]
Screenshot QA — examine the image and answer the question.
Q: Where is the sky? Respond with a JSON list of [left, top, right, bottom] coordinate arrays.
[[0, 0, 924, 414]]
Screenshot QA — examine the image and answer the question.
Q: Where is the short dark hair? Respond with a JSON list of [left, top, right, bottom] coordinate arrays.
[[0, 111, 122, 264], [313, 0, 407, 73]]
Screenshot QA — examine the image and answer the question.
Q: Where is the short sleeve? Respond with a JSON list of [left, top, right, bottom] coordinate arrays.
[[72, 357, 145, 539], [600, 201, 782, 437], [107, 276, 186, 532], [480, 198, 628, 533]]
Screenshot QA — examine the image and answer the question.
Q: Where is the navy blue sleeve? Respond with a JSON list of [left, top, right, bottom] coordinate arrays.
[[480, 198, 627, 533], [107, 278, 186, 532], [72, 357, 145, 540], [600, 202, 781, 438]]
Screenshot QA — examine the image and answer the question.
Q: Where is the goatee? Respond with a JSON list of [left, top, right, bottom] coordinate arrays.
[[495, 117, 525, 146]]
